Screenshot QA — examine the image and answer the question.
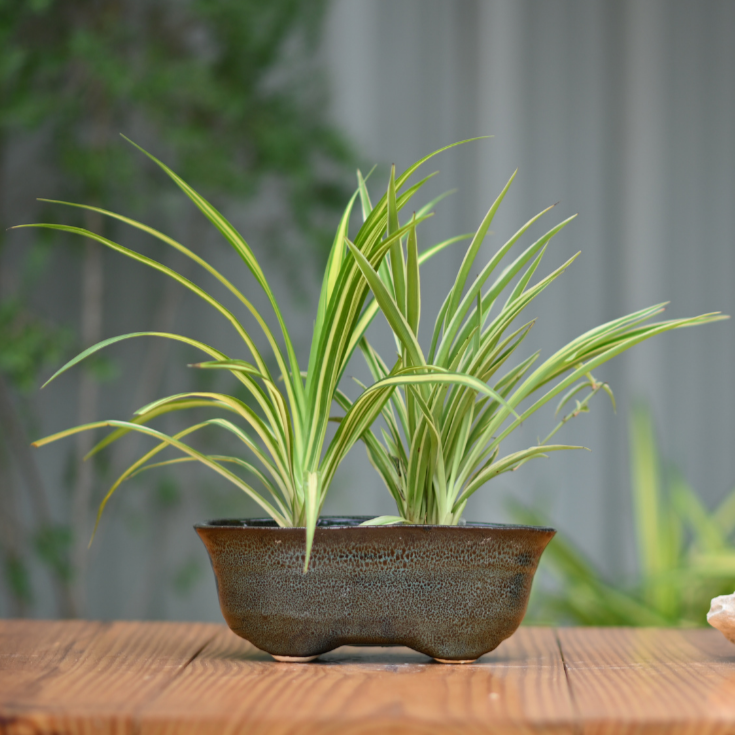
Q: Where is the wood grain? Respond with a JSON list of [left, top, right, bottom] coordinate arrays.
[[557, 627, 735, 735], [0, 620, 218, 735], [2, 622, 735, 734], [137, 625, 574, 735]]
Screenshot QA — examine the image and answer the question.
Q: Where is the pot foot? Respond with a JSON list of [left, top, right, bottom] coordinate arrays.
[[271, 654, 319, 663], [433, 657, 478, 664]]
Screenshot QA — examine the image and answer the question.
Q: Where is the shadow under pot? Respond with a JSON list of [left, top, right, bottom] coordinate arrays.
[[195, 516, 554, 663]]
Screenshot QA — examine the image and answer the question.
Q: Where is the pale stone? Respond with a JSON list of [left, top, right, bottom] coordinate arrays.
[[707, 592, 735, 644]]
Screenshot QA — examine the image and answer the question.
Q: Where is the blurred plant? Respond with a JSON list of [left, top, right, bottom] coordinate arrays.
[[513, 404, 735, 626], [0, 292, 72, 616], [0, 0, 351, 615]]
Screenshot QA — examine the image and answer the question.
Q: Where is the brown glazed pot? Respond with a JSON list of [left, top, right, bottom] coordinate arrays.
[[195, 516, 554, 663]]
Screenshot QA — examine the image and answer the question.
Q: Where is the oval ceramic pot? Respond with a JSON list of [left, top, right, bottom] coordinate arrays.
[[195, 516, 554, 663]]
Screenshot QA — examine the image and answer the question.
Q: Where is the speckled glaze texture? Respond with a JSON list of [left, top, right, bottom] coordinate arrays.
[[195, 517, 554, 661]]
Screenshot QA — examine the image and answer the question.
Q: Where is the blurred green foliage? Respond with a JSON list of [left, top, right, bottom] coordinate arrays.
[[0, 298, 70, 393], [1, 0, 350, 220], [515, 404, 735, 626], [0, 0, 352, 616]]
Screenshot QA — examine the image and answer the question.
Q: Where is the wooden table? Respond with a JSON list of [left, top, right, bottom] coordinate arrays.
[[1, 621, 734, 734]]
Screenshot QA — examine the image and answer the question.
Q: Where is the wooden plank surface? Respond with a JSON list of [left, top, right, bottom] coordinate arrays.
[[1, 621, 735, 734], [0, 620, 219, 735], [137, 625, 574, 735], [557, 627, 735, 735]]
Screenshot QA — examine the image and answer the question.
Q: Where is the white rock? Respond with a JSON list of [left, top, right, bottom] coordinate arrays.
[[707, 592, 735, 644]]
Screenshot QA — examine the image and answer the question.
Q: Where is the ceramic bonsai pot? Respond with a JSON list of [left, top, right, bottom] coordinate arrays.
[[196, 516, 554, 663]]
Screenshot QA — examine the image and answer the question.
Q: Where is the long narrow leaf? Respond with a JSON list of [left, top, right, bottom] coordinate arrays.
[[120, 135, 306, 416]]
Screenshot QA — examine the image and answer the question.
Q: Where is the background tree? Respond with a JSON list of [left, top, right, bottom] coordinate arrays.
[[0, 0, 352, 617]]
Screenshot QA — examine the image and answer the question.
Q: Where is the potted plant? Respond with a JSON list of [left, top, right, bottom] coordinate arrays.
[[196, 161, 722, 663], [22, 139, 725, 664]]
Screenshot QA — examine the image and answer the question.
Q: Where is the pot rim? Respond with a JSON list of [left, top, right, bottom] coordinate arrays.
[[194, 515, 555, 534]]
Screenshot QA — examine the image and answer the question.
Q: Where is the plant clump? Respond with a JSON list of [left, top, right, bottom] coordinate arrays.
[[345, 165, 726, 527], [22, 138, 483, 569], [22, 138, 727, 569]]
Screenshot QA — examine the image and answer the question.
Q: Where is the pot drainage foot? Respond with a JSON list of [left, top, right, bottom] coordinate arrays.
[[433, 657, 478, 665], [272, 654, 319, 663]]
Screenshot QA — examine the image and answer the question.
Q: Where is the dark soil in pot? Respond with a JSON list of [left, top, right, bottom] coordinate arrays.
[[195, 516, 554, 663]]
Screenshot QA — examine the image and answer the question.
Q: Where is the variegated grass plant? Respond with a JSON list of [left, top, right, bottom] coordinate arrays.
[[19, 138, 492, 569], [343, 167, 727, 526]]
